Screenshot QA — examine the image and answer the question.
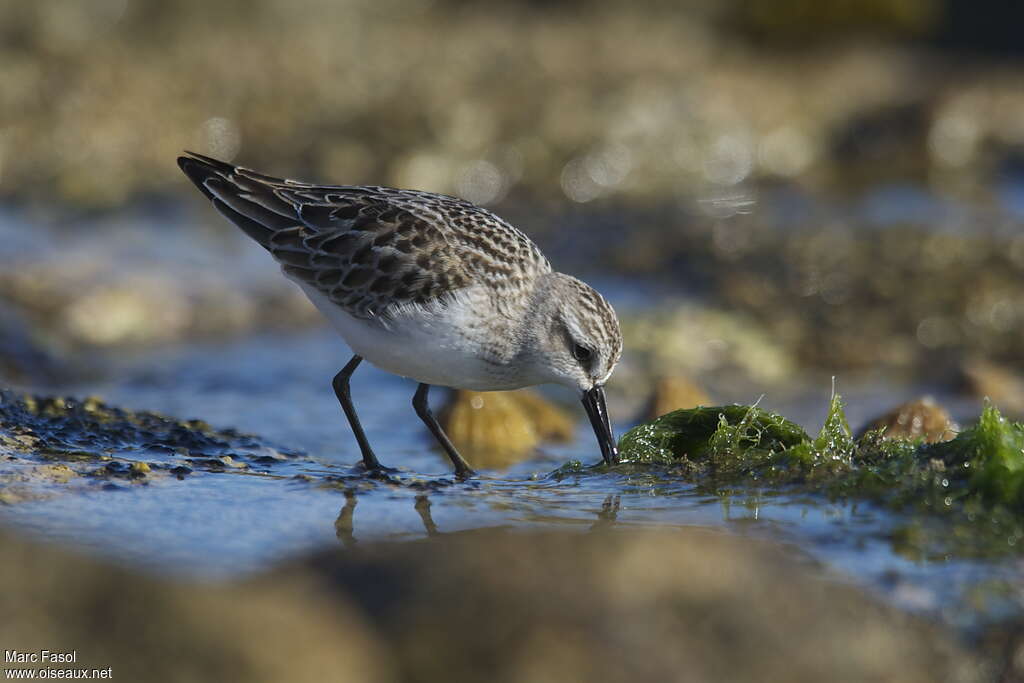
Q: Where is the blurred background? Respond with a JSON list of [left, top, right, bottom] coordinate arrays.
[[3, 0, 1024, 415], [6, 2, 1024, 679]]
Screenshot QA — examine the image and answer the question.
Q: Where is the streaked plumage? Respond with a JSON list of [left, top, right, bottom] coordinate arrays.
[[178, 152, 622, 476], [181, 153, 550, 319]]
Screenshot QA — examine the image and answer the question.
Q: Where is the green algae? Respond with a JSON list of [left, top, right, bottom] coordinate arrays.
[[609, 396, 1024, 561], [618, 404, 808, 465], [926, 402, 1024, 508], [618, 396, 1024, 514]]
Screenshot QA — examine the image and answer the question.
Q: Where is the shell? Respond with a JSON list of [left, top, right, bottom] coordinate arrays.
[[857, 397, 957, 443]]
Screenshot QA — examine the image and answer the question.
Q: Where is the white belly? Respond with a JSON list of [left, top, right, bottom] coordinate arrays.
[[298, 283, 525, 390]]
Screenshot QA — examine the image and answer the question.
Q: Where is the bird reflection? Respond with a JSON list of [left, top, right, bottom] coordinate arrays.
[[591, 494, 621, 531], [334, 489, 358, 548], [414, 494, 441, 537], [335, 490, 623, 546], [334, 489, 441, 548]]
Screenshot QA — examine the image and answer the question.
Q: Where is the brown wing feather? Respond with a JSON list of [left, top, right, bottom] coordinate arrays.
[[177, 152, 551, 319]]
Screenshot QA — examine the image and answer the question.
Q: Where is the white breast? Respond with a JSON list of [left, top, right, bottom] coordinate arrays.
[[298, 282, 528, 391]]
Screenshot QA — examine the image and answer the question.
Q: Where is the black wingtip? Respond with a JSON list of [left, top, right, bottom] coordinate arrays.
[[177, 151, 237, 201], [179, 151, 237, 173]]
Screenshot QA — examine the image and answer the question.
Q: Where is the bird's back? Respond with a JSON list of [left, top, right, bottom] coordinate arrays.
[[177, 152, 551, 320]]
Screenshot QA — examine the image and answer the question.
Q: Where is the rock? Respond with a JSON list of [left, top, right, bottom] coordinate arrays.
[[507, 389, 575, 443], [0, 514, 989, 682], [960, 359, 1024, 419], [0, 391, 305, 502], [858, 397, 958, 443], [0, 463, 81, 505], [0, 526, 388, 683], [288, 528, 978, 683], [643, 375, 711, 421], [437, 389, 574, 469]]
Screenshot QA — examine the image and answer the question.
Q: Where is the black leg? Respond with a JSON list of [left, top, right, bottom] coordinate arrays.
[[332, 355, 383, 471], [412, 383, 474, 478]]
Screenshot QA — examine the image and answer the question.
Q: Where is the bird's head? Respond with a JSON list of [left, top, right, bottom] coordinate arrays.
[[524, 273, 623, 464]]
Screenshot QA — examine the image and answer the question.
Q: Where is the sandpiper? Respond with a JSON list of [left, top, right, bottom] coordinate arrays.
[[178, 152, 622, 477]]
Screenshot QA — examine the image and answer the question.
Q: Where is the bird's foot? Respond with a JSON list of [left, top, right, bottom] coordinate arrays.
[[353, 460, 400, 481], [453, 466, 476, 481]]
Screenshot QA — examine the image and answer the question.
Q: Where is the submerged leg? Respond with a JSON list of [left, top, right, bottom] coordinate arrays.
[[332, 355, 383, 471], [412, 383, 474, 478]]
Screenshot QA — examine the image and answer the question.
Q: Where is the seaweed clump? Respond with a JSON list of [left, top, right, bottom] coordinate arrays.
[[618, 403, 807, 476], [618, 396, 1024, 513], [926, 402, 1024, 509]]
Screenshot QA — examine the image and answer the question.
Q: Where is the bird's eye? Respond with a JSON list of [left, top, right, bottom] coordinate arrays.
[[572, 344, 593, 364]]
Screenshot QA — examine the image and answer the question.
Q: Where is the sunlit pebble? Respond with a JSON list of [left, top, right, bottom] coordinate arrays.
[[455, 160, 506, 206], [758, 126, 815, 177], [198, 117, 242, 162], [65, 285, 189, 346], [928, 112, 980, 168], [560, 157, 603, 203], [703, 133, 753, 186]]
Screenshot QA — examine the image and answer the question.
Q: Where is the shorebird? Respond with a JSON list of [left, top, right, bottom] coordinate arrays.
[[178, 152, 622, 477]]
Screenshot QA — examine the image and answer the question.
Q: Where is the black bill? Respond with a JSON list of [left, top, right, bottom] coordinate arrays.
[[582, 385, 619, 465]]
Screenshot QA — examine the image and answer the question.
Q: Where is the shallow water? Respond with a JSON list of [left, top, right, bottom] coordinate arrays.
[[2, 327, 1021, 640]]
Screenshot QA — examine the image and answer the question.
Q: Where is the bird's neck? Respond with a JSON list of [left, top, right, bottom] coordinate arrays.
[[502, 273, 560, 371]]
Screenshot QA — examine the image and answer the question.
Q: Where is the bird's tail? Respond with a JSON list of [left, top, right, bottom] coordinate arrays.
[[177, 151, 300, 249]]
